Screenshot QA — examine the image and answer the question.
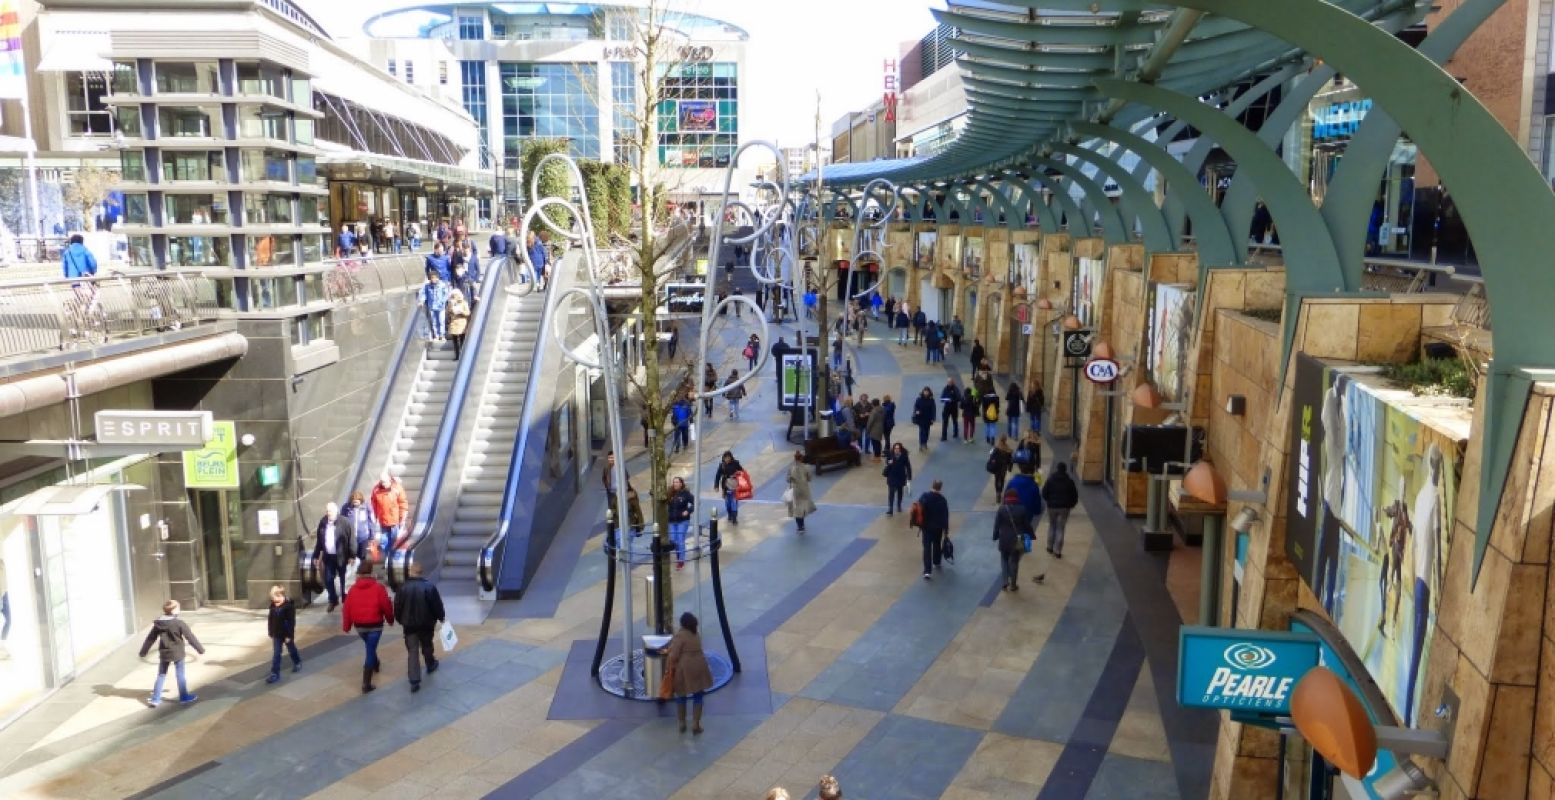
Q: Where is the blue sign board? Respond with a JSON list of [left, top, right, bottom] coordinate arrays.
[[1177, 626, 1321, 713]]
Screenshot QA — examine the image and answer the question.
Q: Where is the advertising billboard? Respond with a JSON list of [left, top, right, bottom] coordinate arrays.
[[1074, 256, 1104, 328], [1283, 355, 1459, 726], [1148, 283, 1195, 402], [963, 236, 984, 277], [1013, 242, 1039, 291], [915, 231, 936, 270], [678, 100, 716, 132], [778, 351, 817, 409]]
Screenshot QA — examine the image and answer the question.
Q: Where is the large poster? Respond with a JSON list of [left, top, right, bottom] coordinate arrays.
[[1074, 256, 1104, 328], [677, 100, 716, 132], [1284, 355, 1458, 727], [779, 351, 816, 409], [915, 231, 936, 270], [1013, 242, 1039, 291], [1148, 283, 1195, 402], [963, 236, 984, 278]]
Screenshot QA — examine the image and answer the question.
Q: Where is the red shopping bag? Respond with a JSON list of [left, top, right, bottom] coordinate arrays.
[[734, 470, 754, 501]]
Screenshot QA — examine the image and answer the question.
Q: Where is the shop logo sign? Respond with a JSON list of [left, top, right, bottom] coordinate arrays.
[[1224, 643, 1278, 670], [1177, 626, 1320, 714]]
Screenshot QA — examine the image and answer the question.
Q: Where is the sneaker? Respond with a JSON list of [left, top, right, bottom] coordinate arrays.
[[1032, 574, 1046, 584], [179, 694, 199, 705], [923, 573, 932, 580], [266, 673, 280, 684], [146, 698, 160, 708]]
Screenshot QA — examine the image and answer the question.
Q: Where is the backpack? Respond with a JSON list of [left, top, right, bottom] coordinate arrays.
[[1013, 447, 1033, 466], [984, 404, 998, 422], [986, 452, 1001, 474], [909, 501, 923, 528]]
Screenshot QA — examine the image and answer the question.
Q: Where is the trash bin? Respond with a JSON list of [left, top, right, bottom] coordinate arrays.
[[817, 410, 834, 437], [642, 634, 672, 698]]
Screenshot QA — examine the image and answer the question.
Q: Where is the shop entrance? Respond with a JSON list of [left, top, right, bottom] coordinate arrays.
[[193, 490, 247, 604]]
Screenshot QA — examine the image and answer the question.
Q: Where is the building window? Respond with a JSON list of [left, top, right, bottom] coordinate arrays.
[[460, 61, 489, 168], [165, 194, 228, 225], [240, 149, 292, 183], [606, 10, 635, 41], [291, 311, 331, 346], [153, 62, 219, 94], [244, 193, 293, 225], [167, 235, 232, 267], [388, 59, 397, 77], [64, 72, 112, 136], [655, 62, 738, 168], [498, 62, 599, 161], [404, 61, 415, 84], [458, 15, 484, 40], [121, 151, 146, 182], [157, 106, 215, 138], [611, 62, 637, 165], [162, 151, 225, 182], [248, 234, 296, 268], [439, 61, 449, 85], [122, 194, 148, 225], [115, 106, 142, 137]]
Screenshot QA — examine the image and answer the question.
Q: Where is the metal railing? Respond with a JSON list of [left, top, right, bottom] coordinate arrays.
[[318, 253, 428, 304], [0, 270, 220, 361]]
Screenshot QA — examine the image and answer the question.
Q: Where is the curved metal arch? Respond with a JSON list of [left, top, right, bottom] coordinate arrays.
[[1071, 121, 1239, 268], [1032, 157, 1128, 243], [1163, 0, 1555, 581], [1005, 176, 1061, 234], [970, 178, 1024, 231], [1051, 141, 1174, 253], [1095, 78, 1348, 293], [1026, 174, 1088, 235]]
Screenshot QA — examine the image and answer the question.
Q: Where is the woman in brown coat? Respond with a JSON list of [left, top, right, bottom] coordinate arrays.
[[666, 611, 713, 734]]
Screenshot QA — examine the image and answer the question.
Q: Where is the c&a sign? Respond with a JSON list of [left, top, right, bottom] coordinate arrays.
[[1176, 626, 1320, 714]]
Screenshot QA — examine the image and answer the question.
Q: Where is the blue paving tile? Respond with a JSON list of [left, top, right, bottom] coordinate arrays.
[[1086, 752, 1181, 800], [487, 719, 641, 799], [1035, 618, 1146, 799], [530, 713, 770, 800], [819, 715, 983, 800]]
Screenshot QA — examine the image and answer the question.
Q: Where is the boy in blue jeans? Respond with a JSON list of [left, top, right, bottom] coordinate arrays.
[[139, 600, 205, 707]]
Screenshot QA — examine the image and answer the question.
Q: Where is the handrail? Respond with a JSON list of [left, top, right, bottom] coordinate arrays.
[[479, 254, 567, 593], [336, 294, 423, 515], [387, 256, 508, 588], [0, 270, 220, 361]]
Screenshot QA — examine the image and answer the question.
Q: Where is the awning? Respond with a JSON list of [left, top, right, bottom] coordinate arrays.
[[11, 483, 144, 516], [36, 33, 113, 73]]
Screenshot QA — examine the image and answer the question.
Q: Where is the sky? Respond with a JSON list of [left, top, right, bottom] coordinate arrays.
[[301, 0, 942, 148]]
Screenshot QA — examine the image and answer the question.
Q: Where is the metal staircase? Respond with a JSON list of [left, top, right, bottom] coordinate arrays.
[[444, 288, 543, 572]]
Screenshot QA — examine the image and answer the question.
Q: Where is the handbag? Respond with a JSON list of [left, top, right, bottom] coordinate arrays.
[[734, 470, 754, 501], [659, 664, 675, 701], [438, 621, 459, 653], [943, 536, 956, 561], [782, 486, 795, 504]]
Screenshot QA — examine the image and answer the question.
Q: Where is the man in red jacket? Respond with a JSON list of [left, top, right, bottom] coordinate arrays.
[[341, 564, 395, 693]]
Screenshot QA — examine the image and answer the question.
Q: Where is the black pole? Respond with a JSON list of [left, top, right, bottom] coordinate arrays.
[[706, 519, 741, 673], [650, 526, 668, 635], [591, 524, 617, 678]]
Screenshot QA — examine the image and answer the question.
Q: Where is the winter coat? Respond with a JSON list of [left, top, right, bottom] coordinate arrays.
[[341, 501, 375, 550], [993, 500, 1034, 555], [1027, 388, 1046, 414], [939, 385, 961, 416], [423, 253, 451, 281], [420, 280, 451, 310], [787, 461, 817, 517], [666, 629, 713, 696], [341, 575, 394, 633], [139, 616, 204, 663], [883, 451, 913, 488], [1006, 387, 1024, 417], [393, 576, 446, 630], [313, 514, 355, 561], [882, 400, 897, 431], [912, 310, 927, 329], [866, 407, 886, 439], [267, 599, 297, 640], [895, 310, 909, 328], [912, 395, 936, 426], [988, 445, 1013, 477], [488, 232, 509, 256], [949, 320, 965, 338], [714, 459, 744, 494], [62, 242, 98, 279], [724, 377, 746, 401], [668, 488, 694, 523], [973, 370, 996, 398], [917, 490, 950, 533], [1007, 473, 1045, 519], [446, 291, 471, 336], [962, 389, 979, 421], [969, 343, 986, 368], [370, 480, 409, 528], [1042, 467, 1081, 510]]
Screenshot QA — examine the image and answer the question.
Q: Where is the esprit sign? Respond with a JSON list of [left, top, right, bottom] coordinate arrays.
[[1176, 626, 1320, 714], [95, 410, 213, 447]]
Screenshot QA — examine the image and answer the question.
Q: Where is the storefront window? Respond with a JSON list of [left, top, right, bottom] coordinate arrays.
[[161, 151, 224, 183], [248, 234, 295, 268], [122, 194, 149, 225], [499, 62, 599, 160], [154, 62, 219, 94], [157, 107, 215, 138], [165, 194, 227, 225], [167, 236, 232, 267], [0, 516, 46, 721], [654, 62, 738, 168], [245, 193, 293, 225]]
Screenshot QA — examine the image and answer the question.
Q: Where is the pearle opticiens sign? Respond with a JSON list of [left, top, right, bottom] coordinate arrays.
[[1177, 626, 1321, 713]]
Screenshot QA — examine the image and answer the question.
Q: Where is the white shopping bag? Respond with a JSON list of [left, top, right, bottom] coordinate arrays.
[[688, 422, 697, 442], [439, 621, 459, 653]]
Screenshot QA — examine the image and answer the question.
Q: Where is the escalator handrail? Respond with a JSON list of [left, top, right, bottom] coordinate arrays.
[[389, 257, 509, 587], [479, 257, 565, 592], [339, 292, 422, 508]]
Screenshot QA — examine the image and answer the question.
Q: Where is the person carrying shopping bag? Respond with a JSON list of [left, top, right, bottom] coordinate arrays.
[[786, 450, 817, 532]]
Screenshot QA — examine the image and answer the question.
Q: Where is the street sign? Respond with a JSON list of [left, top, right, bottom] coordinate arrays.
[[1063, 330, 1092, 358], [1177, 626, 1321, 714], [95, 410, 213, 447], [1084, 358, 1121, 383], [1022, 323, 1034, 335]]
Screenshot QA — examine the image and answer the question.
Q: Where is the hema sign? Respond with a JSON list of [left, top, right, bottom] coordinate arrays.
[[1177, 626, 1321, 714], [95, 410, 213, 447]]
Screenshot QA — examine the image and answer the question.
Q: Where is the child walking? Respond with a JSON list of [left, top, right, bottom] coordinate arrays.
[[266, 585, 302, 683], [138, 600, 205, 707]]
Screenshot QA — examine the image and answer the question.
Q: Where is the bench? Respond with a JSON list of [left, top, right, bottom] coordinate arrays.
[[804, 435, 861, 474]]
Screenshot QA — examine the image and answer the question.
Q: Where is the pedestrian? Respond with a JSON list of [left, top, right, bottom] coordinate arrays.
[[1042, 462, 1080, 558], [702, 363, 718, 416], [487, 225, 509, 257], [912, 387, 936, 450], [842, 358, 856, 397], [834, 398, 856, 449], [724, 370, 746, 420], [818, 775, 844, 800], [994, 488, 1034, 591], [341, 563, 395, 694], [924, 323, 940, 363], [881, 394, 897, 449], [854, 312, 867, 346], [313, 502, 354, 612], [62, 233, 98, 280], [671, 396, 693, 453], [406, 220, 422, 252], [917, 480, 950, 579], [866, 398, 886, 459], [870, 290, 882, 319], [526, 230, 549, 287], [714, 451, 744, 524], [733, 286, 744, 318], [883, 443, 913, 516], [341, 491, 375, 566], [668, 477, 693, 568], [744, 334, 760, 370], [949, 316, 965, 353], [423, 242, 450, 282], [974, 360, 996, 398], [336, 224, 356, 258], [446, 288, 471, 360], [265, 585, 301, 684], [987, 436, 1014, 497], [884, 296, 896, 322], [394, 562, 445, 693], [912, 308, 927, 343], [1005, 382, 1025, 439], [786, 450, 817, 532], [370, 471, 409, 551], [982, 391, 1001, 444], [939, 379, 961, 442], [665, 612, 714, 734], [961, 385, 979, 443], [1016, 430, 1043, 476], [139, 600, 205, 707], [895, 305, 910, 344], [420, 271, 450, 341], [767, 789, 791, 800], [1027, 381, 1046, 435], [1007, 460, 1047, 584], [970, 339, 986, 372]]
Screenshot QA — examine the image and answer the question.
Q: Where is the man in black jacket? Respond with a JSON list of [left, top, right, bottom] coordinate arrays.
[[917, 480, 951, 579], [314, 503, 355, 612], [939, 379, 962, 442], [1041, 462, 1081, 558], [393, 563, 446, 692]]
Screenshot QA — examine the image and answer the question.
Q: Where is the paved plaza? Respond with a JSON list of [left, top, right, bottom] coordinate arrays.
[[0, 314, 1215, 800]]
